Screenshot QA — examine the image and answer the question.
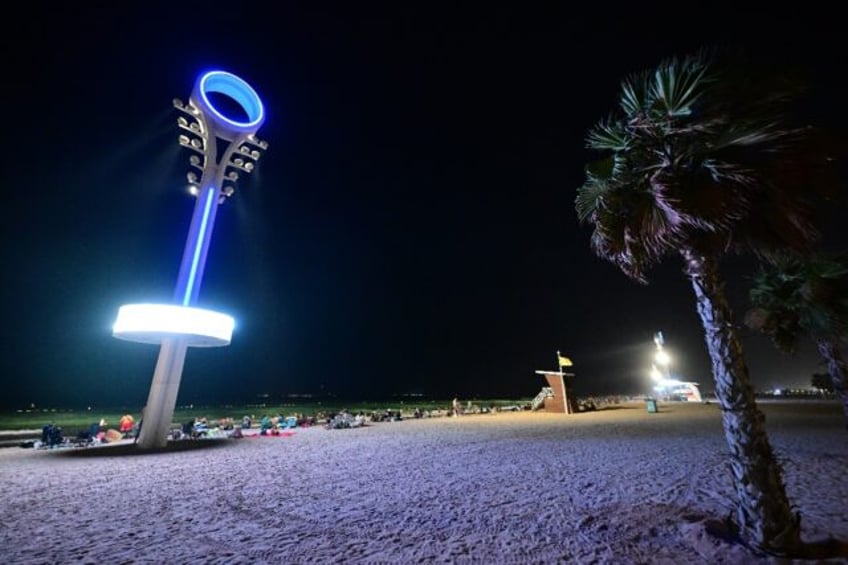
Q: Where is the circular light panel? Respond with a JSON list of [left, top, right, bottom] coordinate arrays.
[[113, 303, 234, 347]]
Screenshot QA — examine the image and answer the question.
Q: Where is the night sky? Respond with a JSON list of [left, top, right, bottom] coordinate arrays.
[[2, 4, 845, 409]]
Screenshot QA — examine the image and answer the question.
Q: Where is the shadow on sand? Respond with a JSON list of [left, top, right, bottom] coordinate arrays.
[[49, 438, 234, 457], [797, 538, 848, 560], [704, 517, 848, 560], [592, 405, 639, 412]]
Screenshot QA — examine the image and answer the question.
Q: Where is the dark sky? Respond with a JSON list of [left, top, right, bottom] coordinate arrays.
[[2, 4, 845, 409]]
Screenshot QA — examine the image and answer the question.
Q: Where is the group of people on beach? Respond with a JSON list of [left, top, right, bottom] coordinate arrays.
[[27, 411, 142, 449], [24, 398, 526, 449]]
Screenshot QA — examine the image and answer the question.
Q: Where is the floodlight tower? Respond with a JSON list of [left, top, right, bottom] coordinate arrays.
[[654, 331, 671, 380], [113, 71, 268, 449], [650, 330, 673, 399]]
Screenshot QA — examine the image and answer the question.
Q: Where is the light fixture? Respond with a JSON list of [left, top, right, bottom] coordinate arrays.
[[113, 304, 234, 347], [247, 135, 269, 150], [196, 70, 265, 133]]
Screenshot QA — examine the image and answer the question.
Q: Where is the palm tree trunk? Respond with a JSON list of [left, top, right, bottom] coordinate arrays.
[[816, 340, 848, 427], [681, 248, 800, 554]]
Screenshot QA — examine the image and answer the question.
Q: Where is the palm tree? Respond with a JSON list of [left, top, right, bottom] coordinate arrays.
[[575, 50, 832, 554], [746, 252, 848, 425]]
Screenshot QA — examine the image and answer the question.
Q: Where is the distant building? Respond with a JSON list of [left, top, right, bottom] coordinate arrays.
[[658, 381, 702, 402]]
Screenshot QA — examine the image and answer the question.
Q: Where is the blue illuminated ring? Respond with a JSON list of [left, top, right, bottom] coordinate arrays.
[[195, 70, 265, 133]]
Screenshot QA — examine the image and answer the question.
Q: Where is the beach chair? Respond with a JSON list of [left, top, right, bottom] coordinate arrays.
[[74, 422, 101, 447]]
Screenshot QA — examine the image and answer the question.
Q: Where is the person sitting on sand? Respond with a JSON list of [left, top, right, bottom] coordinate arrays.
[[192, 417, 209, 438], [182, 419, 195, 439], [119, 414, 135, 437], [354, 412, 367, 427], [260, 416, 272, 435]]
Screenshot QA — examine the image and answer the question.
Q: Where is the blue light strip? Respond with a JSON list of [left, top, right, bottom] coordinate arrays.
[[182, 187, 216, 306]]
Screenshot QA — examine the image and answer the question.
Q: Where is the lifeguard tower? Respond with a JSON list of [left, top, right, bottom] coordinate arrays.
[[533, 351, 578, 414]]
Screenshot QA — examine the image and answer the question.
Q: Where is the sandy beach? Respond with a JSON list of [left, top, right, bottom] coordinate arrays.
[[2, 400, 846, 564]]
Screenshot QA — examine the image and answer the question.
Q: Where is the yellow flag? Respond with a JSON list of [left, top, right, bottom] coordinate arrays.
[[558, 355, 573, 367]]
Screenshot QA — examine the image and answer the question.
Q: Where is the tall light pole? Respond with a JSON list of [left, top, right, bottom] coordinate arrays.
[[113, 71, 268, 449], [652, 331, 672, 397], [653, 331, 670, 372]]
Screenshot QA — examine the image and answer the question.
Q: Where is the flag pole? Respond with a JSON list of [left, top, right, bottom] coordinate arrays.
[[557, 350, 569, 415]]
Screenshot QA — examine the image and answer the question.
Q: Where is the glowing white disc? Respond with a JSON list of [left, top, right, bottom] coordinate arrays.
[[113, 303, 234, 347]]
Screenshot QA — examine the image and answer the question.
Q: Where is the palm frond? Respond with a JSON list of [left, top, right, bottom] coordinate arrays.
[[712, 122, 787, 149], [575, 173, 611, 223], [748, 253, 848, 345], [651, 53, 715, 118], [586, 118, 629, 151], [620, 70, 651, 116]]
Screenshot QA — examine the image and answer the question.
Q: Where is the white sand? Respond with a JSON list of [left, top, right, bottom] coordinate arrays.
[[2, 401, 846, 564]]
